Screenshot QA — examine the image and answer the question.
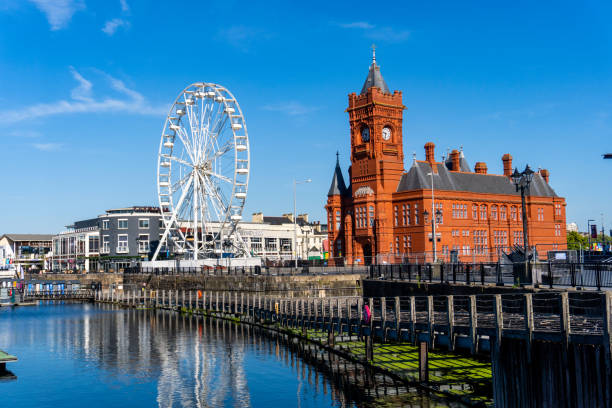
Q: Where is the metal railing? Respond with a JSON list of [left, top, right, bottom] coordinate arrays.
[[369, 262, 612, 290], [122, 264, 369, 276]]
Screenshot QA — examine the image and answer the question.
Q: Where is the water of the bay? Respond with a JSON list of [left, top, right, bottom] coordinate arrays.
[[0, 302, 452, 407]]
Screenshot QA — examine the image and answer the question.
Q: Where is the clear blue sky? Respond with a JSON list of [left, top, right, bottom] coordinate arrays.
[[0, 0, 610, 234]]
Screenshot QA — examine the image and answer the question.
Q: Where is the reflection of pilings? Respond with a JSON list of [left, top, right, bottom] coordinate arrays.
[[98, 290, 490, 405]]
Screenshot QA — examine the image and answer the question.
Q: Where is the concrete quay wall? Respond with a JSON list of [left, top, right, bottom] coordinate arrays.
[[122, 273, 365, 297]]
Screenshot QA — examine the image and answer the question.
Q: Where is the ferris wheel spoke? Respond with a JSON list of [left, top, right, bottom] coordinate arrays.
[[165, 155, 193, 168], [205, 170, 232, 184], [176, 127, 197, 164], [171, 170, 193, 194], [198, 171, 225, 218]]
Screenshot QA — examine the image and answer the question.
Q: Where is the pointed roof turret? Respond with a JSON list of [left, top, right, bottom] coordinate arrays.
[[360, 44, 390, 95], [327, 152, 347, 196]]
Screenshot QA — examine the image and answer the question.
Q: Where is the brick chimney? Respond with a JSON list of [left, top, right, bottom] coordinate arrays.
[[474, 162, 488, 174], [297, 213, 309, 223], [540, 169, 550, 183], [282, 213, 294, 222], [252, 212, 263, 223], [502, 154, 513, 177], [450, 149, 460, 171], [424, 142, 435, 164]]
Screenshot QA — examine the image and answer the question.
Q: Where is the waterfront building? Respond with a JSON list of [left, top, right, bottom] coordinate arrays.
[[325, 53, 567, 264], [0, 234, 53, 277], [566, 222, 579, 233], [52, 206, 162, 272], [52, 208, 327, 272], [238, 213, 327, 262]]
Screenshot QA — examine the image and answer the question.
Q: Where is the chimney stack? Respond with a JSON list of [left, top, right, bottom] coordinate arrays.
[[298, 213, 309, 223], [252, 212, 263, 223], [450, 149, 460, 171], [424, 142, 435, 165], [502, 154, 513, 177], [540, 169, 550, 183], [474, 162, 488, 174], [282, 213, 294, 222]]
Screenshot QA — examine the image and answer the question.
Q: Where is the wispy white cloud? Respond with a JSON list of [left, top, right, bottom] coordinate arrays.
[[0, 68, 167, 123], [69, 66, 92, 101], [119, 0, 129, 12], [32, 142, 62, 151], [263, 101, 319, 116], [28, 0, 84, 31], [9, 130, 42, 138], [102, 18, 129, 35], [365, 27, 410, 43], [218, 25, 272, 52], [338, 22, 374, 29], [336, 21, 410, 43]]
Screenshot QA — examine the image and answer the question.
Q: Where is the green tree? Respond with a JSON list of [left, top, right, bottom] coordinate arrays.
[[566, 231, 588, 250]]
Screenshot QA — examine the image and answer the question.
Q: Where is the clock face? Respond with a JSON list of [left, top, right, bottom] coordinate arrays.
[[361, 127, 370, 143], [382, 127, 391, 141]]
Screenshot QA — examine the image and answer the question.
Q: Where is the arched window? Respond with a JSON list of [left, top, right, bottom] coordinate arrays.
[[480, 205, 487, 220], [369, 206, 375, 227], [491, 205, 498, 220], [472, 205, 478, 220], [500, 205, 507, 220]]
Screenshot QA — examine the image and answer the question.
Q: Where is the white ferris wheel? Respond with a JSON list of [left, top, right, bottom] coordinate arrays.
[[152, 83, 250, 261]]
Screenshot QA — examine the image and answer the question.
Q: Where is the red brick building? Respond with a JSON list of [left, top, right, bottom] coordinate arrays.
[[325, 53, 567, 264]]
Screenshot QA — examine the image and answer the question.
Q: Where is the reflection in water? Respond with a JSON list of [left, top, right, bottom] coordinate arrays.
[[0, 303, 359, 407], [0, 302, 456, 407]]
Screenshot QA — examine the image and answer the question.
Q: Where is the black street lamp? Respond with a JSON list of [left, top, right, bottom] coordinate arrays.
[[512, 165, 534, 283]]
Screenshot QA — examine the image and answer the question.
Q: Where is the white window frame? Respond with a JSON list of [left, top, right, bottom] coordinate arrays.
[[102, 219, 109, 230], [117, 234, 129, 253], [118, 219, 128, 230], [102, 235, 110, 253], [138, 218, 149, 229], [138, 234, 149, 253]]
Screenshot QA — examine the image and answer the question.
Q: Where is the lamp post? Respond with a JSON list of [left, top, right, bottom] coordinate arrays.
[[511, 165, 534, 283], [294, 178, 312, 269], [426, 172, 440, 263], [587, 219, 595, 253]]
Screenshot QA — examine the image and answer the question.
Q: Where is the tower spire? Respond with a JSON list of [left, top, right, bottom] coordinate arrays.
[[360, 45, 390, 95]]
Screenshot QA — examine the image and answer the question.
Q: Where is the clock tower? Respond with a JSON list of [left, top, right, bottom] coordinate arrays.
[[346, 48, 405, 259]]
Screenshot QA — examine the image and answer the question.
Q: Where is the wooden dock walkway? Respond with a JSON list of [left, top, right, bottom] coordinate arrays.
[[95, 289, 612, 355], [96, 288, 612, 406]]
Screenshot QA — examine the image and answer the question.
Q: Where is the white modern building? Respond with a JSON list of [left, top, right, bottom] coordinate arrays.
[[238, 213, 327, 262]]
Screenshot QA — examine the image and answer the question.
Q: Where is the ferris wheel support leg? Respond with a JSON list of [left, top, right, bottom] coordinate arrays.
[[152, 175, 194, 262]]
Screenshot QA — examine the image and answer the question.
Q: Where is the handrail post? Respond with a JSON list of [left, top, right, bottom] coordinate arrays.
[[468, 295, 477, 354], [548, 261, 553, 289], [480, 263, 485, 285]]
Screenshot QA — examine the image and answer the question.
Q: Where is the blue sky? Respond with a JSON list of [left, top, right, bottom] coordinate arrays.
[[0, 0, 610, 233]]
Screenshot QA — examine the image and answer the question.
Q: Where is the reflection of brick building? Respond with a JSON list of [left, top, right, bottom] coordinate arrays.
[[325, 52, 567, 264]]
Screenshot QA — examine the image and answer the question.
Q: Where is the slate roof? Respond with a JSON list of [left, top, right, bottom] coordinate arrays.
[[328, 155, 348, 196], [444, 153, 472, 172], [360, 62, 390, 95], [262, 216, 310, 227], [397, 161, 557, 197], [0, 234, 54, 242]]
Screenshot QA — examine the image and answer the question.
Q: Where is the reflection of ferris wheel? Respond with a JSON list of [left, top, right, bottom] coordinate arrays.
[[152, 82, 250, 261]]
